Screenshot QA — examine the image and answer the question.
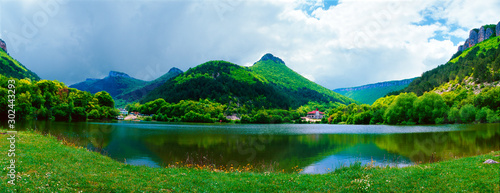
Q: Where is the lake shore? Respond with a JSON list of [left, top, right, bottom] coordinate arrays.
[[1, 129, 499, 192]]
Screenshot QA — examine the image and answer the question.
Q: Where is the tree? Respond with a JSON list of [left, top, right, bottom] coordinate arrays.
[[72, 107, 87, 121], [88, 109, 101, 119], [94, 91, 114, 108], [412, 92, 449, 124], [460, 104, 477, 123], [53, 103, 71, 121], [384, 93, 417, 124]]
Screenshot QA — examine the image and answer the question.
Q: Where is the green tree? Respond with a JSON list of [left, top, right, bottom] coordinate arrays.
[[88, 109, 101, 120], [460, 104, 477, 123], [53, 103, 71, 121], [95, 91, 114, 108], [448, 107, 460, 123], [384, 93, 417, 124], [72, 107, 87, 121], [412, 92, 449, 124]]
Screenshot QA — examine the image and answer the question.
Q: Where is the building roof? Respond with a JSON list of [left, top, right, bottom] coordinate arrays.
[[307, 108, 325, 114]]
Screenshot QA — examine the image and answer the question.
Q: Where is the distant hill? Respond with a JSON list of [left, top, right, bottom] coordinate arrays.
[[0, 39, 40, 81], [116, 67, 183, 102], [333, 78, 415, 105], [142, 54, 357, 109], [70, 71, 147, 97]]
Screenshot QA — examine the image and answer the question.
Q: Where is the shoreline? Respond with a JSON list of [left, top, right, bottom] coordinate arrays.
[[1, 129, 499, 192]]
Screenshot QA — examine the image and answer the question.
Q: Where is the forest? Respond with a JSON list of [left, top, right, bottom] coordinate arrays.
[[0, 74, 118, 122]]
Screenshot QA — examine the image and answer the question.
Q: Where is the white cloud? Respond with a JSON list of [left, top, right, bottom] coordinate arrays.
[[0, 0, 497, 89]]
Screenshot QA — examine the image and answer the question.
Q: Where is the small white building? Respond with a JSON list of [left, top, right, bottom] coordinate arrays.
[[118, 108, 128, 115], [306, 108, 324, 119]]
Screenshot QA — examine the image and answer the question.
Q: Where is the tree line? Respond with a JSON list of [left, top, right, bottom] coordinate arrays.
[[0, 75, 118, 122], [327, 85, 500, 125]]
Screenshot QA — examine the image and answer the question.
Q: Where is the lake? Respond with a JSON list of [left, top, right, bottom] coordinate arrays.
[[13, 121, 500, 174]]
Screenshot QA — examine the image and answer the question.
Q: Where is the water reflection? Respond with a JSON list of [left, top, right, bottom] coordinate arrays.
[[10, 121, 500, 174]]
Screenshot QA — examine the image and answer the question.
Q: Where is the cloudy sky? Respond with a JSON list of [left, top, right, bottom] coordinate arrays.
[[0, 0, 499, 89]]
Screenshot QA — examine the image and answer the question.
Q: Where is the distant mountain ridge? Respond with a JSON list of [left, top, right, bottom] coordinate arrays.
[[333, 78, 415, 104], [70, 68, 183, 104], [0, 39, 40, 81], [142, 54, 356, 109], [116, 67, 183, 102], [70, 71, 147, 97], [334, 78, 415, 92]]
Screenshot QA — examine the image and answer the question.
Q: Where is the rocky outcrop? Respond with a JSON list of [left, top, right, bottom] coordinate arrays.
[[467, 30, 478, 49], [0, 39, 6, 52], [485, 28, 494, 40], [478, 27, 486, 42], [479, 26, 495, 43], [108, 71, 131, 78], [497, 21, 500, 37], [458, 22, 499, 52]]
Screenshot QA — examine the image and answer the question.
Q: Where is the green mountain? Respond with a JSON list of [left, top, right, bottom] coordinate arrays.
[[333, 78, 415, 105], [250, 53, 356, 105], [0, 40, 40, 81], [116, 67, 183, 102], [404, 36, 500, 95], [403, 22, 500, 95], [70, 71, 147, 97], [142, 54, 356, 109]]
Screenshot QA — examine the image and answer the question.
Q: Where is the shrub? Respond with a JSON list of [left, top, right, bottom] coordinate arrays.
[[460, 104, 477, 123]]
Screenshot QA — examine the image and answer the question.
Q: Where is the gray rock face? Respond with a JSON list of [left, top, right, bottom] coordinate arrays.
[[485, 28, 494, 40], [456, 22, 499, 52], [467, 29, 478, 48], [497, 22, 500, 37], [463, 39, 470, 50], [0, 39, 6, 52], [478, 26, 486, 43]]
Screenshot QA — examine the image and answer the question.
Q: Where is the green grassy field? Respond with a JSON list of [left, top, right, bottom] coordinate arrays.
[[1, 129, 499, 192]]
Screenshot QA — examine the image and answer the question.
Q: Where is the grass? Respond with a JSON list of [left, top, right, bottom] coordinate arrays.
[[1, 129, 499, 192]]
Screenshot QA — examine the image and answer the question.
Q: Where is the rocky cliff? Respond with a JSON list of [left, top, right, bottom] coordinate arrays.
[[0, 38, 6, 52], [458, 22, 498, 52]]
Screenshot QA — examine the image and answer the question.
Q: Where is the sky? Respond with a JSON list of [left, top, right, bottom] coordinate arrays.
[[0, 0, 499, 89]]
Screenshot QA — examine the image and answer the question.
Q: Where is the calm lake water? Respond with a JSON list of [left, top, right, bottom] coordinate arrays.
[[14, 121, 500, 174]]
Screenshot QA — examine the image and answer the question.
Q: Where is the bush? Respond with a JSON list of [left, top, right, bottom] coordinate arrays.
[[88, 109, 101, 119], [475, 107, 489, 123], [486, 110, 500, 123], [448, 107, 460, 123], [53, 104, 71, 121], [240, 115, 253, 123], [36, 106, 50, 120], [72, 107, 87, 121], [460, 104, 477, 123], [181, 111, 214, 123]]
